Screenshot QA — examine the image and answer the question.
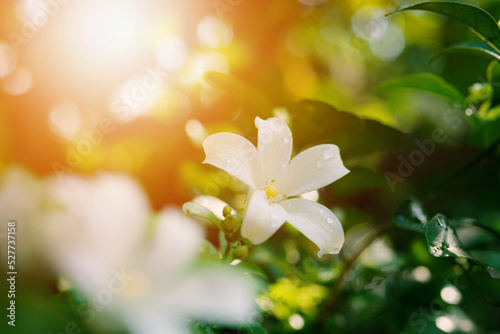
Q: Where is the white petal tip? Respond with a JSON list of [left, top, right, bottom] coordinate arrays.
[[317, 244, 343, 258], [254, 116, 264, 128]]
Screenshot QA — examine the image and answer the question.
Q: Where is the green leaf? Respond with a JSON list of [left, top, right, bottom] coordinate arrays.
[[393, 197, 428, 233], [193, 322, 220, 334], [388, 2, 500, 52], [375, 73, 464, 106], [470, 250, 500, 278], [246, 325, 268, 334], [425, 214, 500, 279], [182, 202, 222, 229], [468, 111, 500, 147], [487, 60, 500, 108], [288, 100, 403, 158], [234, 261, 269, 280], [203, 71, 273, 112], [425, 214, 472, 258], [431, 41, 500, 62]]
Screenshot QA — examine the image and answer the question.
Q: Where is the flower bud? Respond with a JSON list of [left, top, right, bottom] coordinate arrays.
[[222, 205, 232, 218], [222, 215, 237, 232], [234, 245, 248, 260]]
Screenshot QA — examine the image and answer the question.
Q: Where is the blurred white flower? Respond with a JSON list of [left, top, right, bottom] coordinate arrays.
[[203, 117, 349, 257], [41, 174, 256, 334], [0, 166, 46, 266], [0, 168, 257, 334]]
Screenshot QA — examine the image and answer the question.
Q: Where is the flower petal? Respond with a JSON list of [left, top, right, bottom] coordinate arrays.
[[203, 132, 259, 188], [241, 190, 288, 244], [255, 117, 293, 184], [172, 266, 257, 325], [124, 310, 189, 334], [145, 207, 204, 274], [40, 173, 151, 293], [280, 198, 344, 258], [277, 144, 349, 196]]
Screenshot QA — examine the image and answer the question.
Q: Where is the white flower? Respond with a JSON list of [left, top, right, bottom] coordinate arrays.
[[0, 169, 256, 334], [203, 117, 349, 257], [0, 166, 47, 266]]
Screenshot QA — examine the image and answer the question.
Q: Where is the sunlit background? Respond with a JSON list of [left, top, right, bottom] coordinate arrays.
[[1, 0, 485, 207], [1, 0, 500, 333], [0, 0, 432, 208]]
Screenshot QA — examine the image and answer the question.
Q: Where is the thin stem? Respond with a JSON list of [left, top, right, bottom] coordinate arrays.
[[223, 240, 232, 260]]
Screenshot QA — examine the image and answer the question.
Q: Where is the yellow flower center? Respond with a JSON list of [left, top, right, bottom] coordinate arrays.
[[265, 184, 280, 198]]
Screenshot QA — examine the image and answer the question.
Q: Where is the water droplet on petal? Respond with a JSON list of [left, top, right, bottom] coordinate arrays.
[[327, 218, 334, 224], [319, 208, 325, 215], [316, 160, 324, 167]]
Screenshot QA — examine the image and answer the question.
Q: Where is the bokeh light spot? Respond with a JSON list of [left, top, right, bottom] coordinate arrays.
[[435, 316, 455, 333], [156, 35, 188, 72], [369, 23, 405, 61], [351, 6, 388, 41], [411, 266, 431, 283], [440, 285, 462, 304], [185, 119, 208, 146], [48, 98, 82, 139], [0, 42, 17, 79], [197, 16, 233, 49], [2, 67, 33, 95], [289, 314, 304, 330]]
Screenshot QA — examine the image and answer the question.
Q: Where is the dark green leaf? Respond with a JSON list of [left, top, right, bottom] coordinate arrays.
[[288, 100, 403, 158], [393, 197, 428, 233], [388, 2, 500, 52], [374, 73, 464, 106], [467, 112, 500, 147], [425, 214, 500, 278], [431, 41, 500, 62], [425, 214, 471, 258], [470, 250, 500, 278], [182, 202, 222, 229], [246, 324, 268, 334], [193, 322, 220, 334], [487, 60, 500, 108], [203, 71, 273, 112]]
